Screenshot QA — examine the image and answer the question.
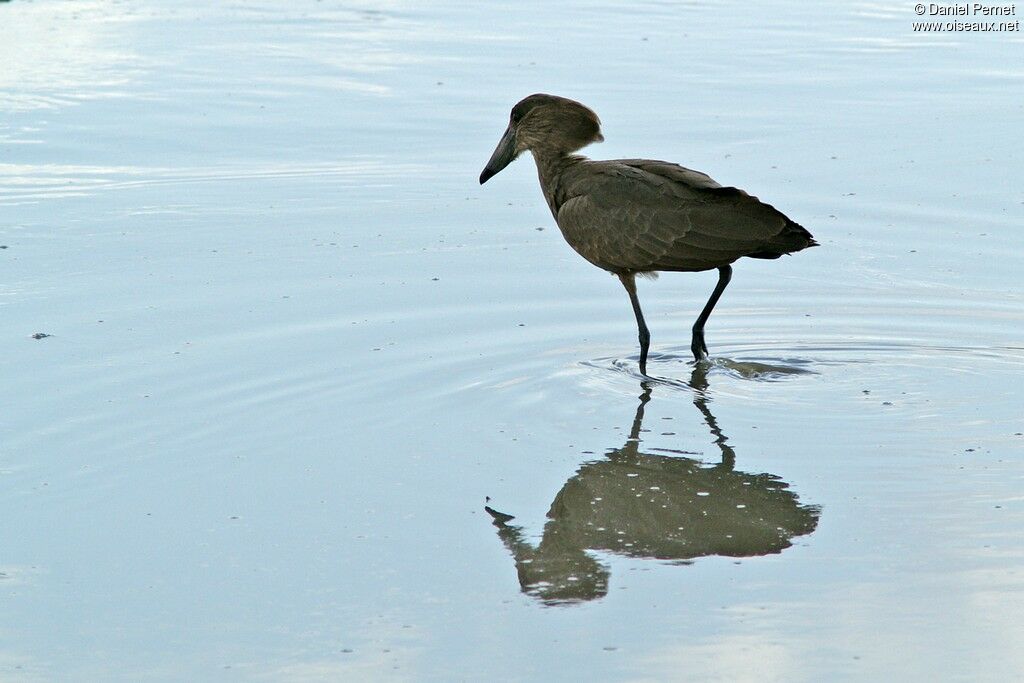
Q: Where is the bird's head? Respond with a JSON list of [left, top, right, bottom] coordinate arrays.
[[479, 94, 603, 184]]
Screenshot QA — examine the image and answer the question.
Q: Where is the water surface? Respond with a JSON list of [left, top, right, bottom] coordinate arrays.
[[2, 1, 1023, 681]]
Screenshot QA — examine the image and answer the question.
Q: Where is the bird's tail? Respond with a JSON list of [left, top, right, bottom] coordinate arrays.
[[748, 220, 817, 259]]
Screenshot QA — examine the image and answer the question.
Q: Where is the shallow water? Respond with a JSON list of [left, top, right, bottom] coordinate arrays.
[[2, 0, 1023, 680]]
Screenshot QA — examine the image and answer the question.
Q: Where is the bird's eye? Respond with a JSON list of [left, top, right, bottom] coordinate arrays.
[[510, 110, 522, 123]]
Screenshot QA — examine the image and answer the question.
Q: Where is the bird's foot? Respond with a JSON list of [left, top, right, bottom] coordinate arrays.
[[691, 332, 709, 361]]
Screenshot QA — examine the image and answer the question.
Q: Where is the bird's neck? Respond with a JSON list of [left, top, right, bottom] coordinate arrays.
[[531, 150, 583, 217]]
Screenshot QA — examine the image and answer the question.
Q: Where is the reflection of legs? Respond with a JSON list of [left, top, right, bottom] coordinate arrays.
[[691, 265, 733, 361], [688, 364, 736, 469], [626, 383, 654, 448], [619, 273, 651, 375]]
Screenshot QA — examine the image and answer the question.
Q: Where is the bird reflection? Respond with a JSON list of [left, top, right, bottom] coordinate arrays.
[[487, 363, 820, 605]]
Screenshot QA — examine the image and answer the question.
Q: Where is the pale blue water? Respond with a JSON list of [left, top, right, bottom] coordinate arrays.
[[2, 1, 1023, 681]]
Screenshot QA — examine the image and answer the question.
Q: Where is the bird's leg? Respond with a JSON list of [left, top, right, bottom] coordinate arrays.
[[691, 265, 733, 361], [619, 273, 651, 376]]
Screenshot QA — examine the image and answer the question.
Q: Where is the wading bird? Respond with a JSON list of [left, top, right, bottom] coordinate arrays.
[[479, 94, 816, 374]]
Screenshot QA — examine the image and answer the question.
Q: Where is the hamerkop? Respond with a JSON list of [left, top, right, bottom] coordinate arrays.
[[479, 94, 817, 374]]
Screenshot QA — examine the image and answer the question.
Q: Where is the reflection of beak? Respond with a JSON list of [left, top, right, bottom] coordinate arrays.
[[479, 125, 517, 184]]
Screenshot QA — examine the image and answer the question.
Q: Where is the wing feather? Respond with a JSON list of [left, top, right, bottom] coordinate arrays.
[[555, 159, 812, 273]]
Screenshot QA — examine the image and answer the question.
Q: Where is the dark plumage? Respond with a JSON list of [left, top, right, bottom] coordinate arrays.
[[480, 93, 817, 374]]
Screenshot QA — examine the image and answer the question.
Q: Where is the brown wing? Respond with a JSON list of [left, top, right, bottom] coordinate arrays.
[[555, 159, 814, 274]]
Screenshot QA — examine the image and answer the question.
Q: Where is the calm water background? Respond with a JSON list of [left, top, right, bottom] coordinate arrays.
[[2, 1, 1023, 681]]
